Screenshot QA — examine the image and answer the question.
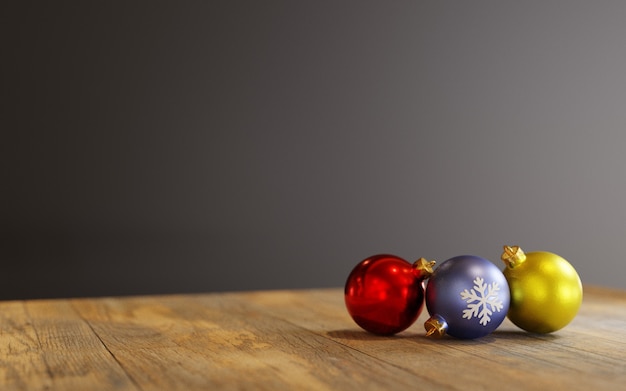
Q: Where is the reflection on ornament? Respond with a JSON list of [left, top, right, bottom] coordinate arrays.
[[345, 254, 435, 335], [424, 255, 510, 339], [501, 245, 582, 333]]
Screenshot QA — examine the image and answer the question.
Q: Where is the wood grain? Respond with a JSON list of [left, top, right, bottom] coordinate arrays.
[[0, 285, 625, 390], [0, 300, 136, 390]]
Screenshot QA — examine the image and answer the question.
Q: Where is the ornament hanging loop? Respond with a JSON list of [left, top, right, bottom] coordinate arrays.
[[413, 258, 436, 278], [501, 245, 527, 268], [424, 314, 448, 338]]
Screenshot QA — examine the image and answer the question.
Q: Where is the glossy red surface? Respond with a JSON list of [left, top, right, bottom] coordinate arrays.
[[344, 254, 427, 335]]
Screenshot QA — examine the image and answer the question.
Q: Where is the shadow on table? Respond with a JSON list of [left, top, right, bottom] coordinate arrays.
[[325, 329, 414, 341], [491, 329, 560, 341], [325, 328, 559, 344]]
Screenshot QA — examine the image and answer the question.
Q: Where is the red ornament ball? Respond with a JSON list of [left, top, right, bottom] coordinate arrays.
[[344, 254, 434, 335]]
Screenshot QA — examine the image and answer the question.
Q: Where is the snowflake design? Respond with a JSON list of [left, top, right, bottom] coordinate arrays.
[[460, 277, 504, 326]]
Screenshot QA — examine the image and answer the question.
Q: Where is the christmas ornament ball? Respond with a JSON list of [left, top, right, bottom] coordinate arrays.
[[424, 255, 510, 339], [501, 246, 583, 333], [344, 254, 434, 335]]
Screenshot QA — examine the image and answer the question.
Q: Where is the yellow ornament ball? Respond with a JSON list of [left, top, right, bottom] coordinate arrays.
[[501, 245, 583, 333]]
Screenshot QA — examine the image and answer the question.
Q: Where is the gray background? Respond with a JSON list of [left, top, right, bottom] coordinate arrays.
[[4, 1, 626, 299]]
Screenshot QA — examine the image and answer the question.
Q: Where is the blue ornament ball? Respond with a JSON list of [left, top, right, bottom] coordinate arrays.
[[424, 255, 510, 339]]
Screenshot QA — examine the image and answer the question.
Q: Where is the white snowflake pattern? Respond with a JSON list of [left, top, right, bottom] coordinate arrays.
[[460, 277, 504, 326]]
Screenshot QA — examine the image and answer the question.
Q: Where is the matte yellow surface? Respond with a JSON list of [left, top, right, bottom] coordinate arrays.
[[504, 250, 583, 333]]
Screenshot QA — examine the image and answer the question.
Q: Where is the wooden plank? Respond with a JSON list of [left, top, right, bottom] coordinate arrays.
[[0, 301, 52, 391], [227, 287, 626, 390], [0, 299, 137, 391], [71, 294, 446, 391], [3, 285, 626, 390]]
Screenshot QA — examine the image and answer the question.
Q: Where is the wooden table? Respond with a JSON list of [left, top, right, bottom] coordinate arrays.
[[1, 285, 625, 390]]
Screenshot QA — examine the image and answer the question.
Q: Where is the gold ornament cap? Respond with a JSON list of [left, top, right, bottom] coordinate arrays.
[[413, 258, 436, 279], [501, 245, 527, 269], [424, 314, 448, 338]]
